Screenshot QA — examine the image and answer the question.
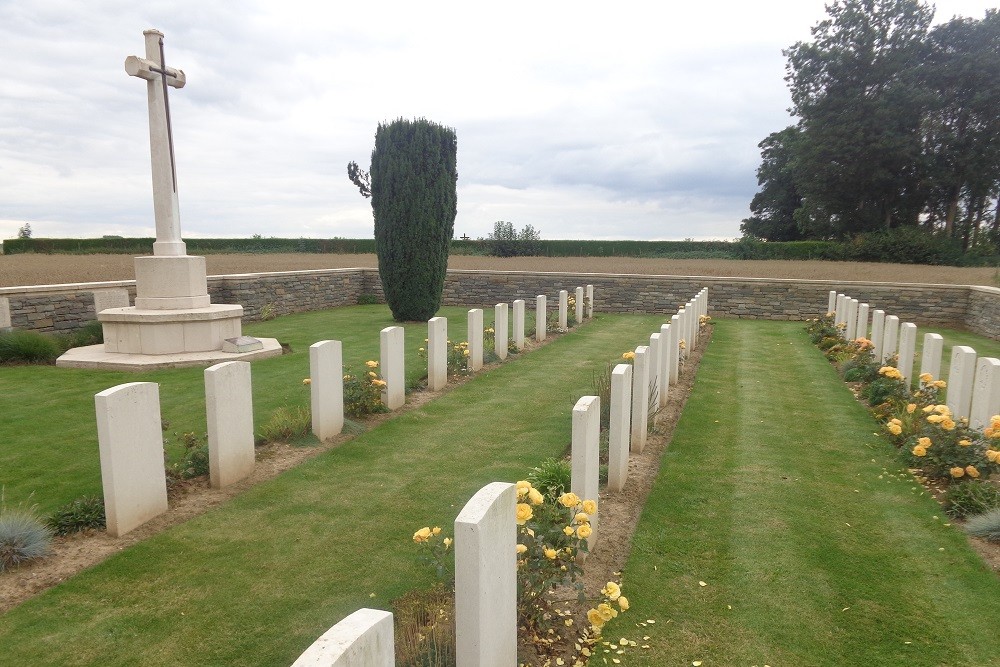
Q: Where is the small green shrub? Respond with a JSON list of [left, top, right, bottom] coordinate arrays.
[[526, 458, 571, 500], [0, 330, 62, 364], [944, 481, 1000, 519], [46, 495, 106, 535], [965, 507, 1000, 543], [63, 320, 104, 349], [258, 406, 312, 443], [356, 294, 381, 305], [167, 432, 210, 479], [0, 507, 52, 571], [258, 303, 277, 321]]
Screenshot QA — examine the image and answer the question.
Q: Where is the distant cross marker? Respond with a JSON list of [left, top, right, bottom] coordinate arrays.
[[125, 29, 188, 257]]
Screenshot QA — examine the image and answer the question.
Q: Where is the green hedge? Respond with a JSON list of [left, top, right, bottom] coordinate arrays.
[[1, 237, 378, 255]]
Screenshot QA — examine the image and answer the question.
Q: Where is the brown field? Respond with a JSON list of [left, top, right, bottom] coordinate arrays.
[[0, 252, 997, 288]]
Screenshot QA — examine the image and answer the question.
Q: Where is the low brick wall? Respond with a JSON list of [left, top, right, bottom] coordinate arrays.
[[2, 268, 997, 341]]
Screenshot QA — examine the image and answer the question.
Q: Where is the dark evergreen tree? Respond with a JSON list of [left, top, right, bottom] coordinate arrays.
[[740, 127, 806, 241], [356, 118, 457, 321]]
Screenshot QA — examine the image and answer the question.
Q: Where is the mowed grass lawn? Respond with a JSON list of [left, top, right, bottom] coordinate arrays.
[[0, 311, 665, 665], [624, 320, 1000, 666]]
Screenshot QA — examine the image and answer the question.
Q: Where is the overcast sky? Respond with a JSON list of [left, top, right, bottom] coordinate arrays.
[[0, 1, 994, 243]]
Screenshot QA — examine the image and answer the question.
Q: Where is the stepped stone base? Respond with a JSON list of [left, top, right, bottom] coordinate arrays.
[[56, 337, 282, 371]]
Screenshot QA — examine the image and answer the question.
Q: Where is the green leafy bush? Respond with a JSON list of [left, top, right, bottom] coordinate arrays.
[[343, 361, 390, 418], [0, 330, 62, 364], [46, 496, 106, 535], [0, 507, 52, 571], [526, 458, 572, 500], [944, 481, 1000, 519], [484, 221, 543, 257], [845, 227, 964, 266], [965, 507, 1000, 543], [167, 432, 210, 479]]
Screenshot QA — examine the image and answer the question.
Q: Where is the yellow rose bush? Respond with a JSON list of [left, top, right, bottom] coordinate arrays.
[[342, 362, 390, 417], [417, 339, 473, 378], [411, 525, 453, 580]]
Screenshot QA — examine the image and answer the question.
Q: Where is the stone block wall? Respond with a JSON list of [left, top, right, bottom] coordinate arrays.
[[2, 268, 998, 341]]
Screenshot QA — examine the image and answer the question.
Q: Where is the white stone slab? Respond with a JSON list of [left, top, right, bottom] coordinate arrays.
[[494, 303, 508, 361], [291, 608, 394, 667], [835, 294, 846, 326], [467, 309, 484, 372], [870, 310, 886, 361], [971, 358, 1000, 431], [882, 315, 900, 364], [428, 317, 448, 391], [558, 290, 568, 330], [455, 482, 517, 667], [535, 295, 546, 342], [93, 288, 130, 313], [658, 323, 671, 407], [607, 364, 633, 493], [310, 340, 344, 440], [0, 296, 10, 331], [630, 346, 650, 453], [94, 382, 168, 537], [205, 361, 255, 489], [574, 286, 584, 324], [689, 300, 699, 346], [572, 395, 601, 552], [920, 333, 944, 382], [898, 323, 917, 385], [380, 326, 405, 410], [668, 314, 681, 383], [512, 300, 525, 350], [585, 284, 594, 318], [947, 345, 977, 420], [648, 332, 661, 409], [856, 303, 870, 340], [845, 299, 859, 340], [677, 309, 688, 360], [827, 290, 837, 315]]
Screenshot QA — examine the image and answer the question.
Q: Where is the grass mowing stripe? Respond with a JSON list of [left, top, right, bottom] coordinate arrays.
[[623, 320, 1000, 667], [0, 312, 664, 666]]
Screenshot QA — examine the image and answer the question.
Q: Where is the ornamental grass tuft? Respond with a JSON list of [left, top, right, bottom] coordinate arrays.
[[0, 330, 62, 364], [46, 495, 106, 536], [944, 481, 1000, 519], [965, 507, 1000, 543], [0, 507, 52, 571]]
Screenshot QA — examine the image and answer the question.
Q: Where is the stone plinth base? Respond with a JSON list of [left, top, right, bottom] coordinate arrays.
[[98, 304, 244, 355], [134, 255, 211, 310], [56, 337, 283, 371]]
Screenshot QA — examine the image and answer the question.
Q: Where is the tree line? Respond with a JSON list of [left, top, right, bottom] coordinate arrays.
[[742, 0, 1000, 257]]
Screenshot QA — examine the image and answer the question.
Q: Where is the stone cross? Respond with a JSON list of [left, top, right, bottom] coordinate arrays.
[[125, 29, 187, 257]]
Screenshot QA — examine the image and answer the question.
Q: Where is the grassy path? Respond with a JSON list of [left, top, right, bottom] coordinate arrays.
[[0, 312, 662, 666], [623, 320, 1000, 666]]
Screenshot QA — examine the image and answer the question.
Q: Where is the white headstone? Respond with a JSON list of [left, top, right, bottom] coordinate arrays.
[[658, 322, 671, 407], [920, 333, 944, 382], [93, 288, 130, 313], [882, 315, 900, 364], [512, 300, 525, 351], [677, 309, 688, 360], [688, 300, 698, 346], [205, 361, 255, 489], [648, 332, 661, 409], [574, 286, 584, 324], [897, 323, 917, 385], [845, 299, 859, 340], [94, 382, 168, 537], [827, 290, 837, 315], [494, 303, 508, 361], [572, 395, 601, 552], [585, 284, 594, 318], [947, 346, 977, 420], [428, 317, 448, 392], [0, 296, 10, 331], [558, 290, 568, 330], [856, 303, 870, 340], [467, 309, 484, 372], [310, 340, 344, 439], [291, 608, 394, 667], [455, 482, 517, 667], [535, 295, 546, 342], [380, 326, 405, 410], [835, 294, 846, 326], [607, 364, 633, 493], [631, 346, 650, 453], [971, 357, 1000, 431], [668, 314, 681, 383], [870, 310, 886, 361]]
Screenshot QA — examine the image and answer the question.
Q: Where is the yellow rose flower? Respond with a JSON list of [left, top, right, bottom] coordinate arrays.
[[302, 378, 311, 385], [515, 480, 531, 498], [515, 503, 533, 525], [617, 596, 629, 610], [966, 465, 980, 478], [919, 372, 933, 383], [516, 544, 528, 555], [940, 418, 956, 431], [597, 602, 617, 621], [343, 374, 351, 381], [906, 403, 916, 414], [368, 371, 378, 378], [544, 547, 558, 559], [574, 512, 590, 525], [923, 405, 935, 413], [986, 450, 1000, 463], [601, 581, 621, 600], [366, 360, 379, 368], [443, 537, 452, 549], [933, 380, 947, 389], [888, 423, 902, 436], [577, 523, 593, 539], [889, 418, 902, 426], [463, 350, 470, 357], [582, 499, 597, 515], [912, 445, 927, 457], [563, 525, 575, 536], [587, 608, 605, 629], [918, 437, 932, 448], [559, 492, 580, 508], [372, 379, 387, 388], [528, 488, 544, 506], [958, 439, 971, 447], [926, 414, 943, 424], [413, 527, 431, 543], [432, 526, 441, 535], [622, 351, 635, 361], [934, 405, 950, 415], [950, 467, 966, 479]]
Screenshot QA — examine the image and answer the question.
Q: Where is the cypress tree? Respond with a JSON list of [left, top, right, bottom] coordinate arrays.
[[366, 118, 457, 321]]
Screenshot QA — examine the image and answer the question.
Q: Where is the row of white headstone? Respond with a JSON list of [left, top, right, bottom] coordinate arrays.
[[93, 288, 598, 539], [292, 288, 709, 666], [829, 290, 1000, 430]]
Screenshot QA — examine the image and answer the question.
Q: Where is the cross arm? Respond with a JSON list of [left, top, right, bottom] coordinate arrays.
[[124, 56, 186, 88]]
